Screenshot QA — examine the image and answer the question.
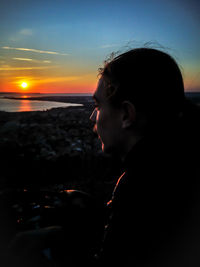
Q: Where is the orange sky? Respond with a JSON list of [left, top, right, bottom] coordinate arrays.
[[0, 61, 98, 93], [0, 45, 99, 93], [1, 67, 200, 94], [0, 0, 200, 94], [0, 53, 199, 93], [0, 46, 199, 94], [1, 64, 199, 94]]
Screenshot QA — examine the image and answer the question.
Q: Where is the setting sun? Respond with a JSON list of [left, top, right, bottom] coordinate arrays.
[[20, 82, 28, 89]]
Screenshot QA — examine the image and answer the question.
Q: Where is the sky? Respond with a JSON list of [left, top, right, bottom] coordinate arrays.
[[0, 0, 199, 93]]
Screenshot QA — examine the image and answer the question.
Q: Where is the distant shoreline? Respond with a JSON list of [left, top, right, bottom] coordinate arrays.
[[0, 92, 92, 96], [4, 93, 200, 106], [1, 93, 200, 112], [3, 95, 94, 105], [0, 95, 94, 113]]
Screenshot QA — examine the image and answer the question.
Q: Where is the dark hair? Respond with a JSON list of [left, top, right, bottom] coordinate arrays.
[[99, 48, 186, 117]]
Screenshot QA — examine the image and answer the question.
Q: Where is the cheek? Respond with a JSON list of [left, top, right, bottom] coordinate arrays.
[[96, 108, 120, 137], [96, 109, 112, 141], [96, 110, 100, 122], [96, 110, 104, 131]]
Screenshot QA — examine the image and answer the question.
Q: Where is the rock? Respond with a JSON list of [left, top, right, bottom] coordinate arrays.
[[0, 121, 20, 134], [39, 147, 57, 160]]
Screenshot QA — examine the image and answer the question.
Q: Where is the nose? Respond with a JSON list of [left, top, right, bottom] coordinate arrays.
[[90, 109, 97, 122]]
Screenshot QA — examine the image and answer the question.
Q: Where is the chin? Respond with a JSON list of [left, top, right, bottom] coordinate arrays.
[[102, 143, 116, 156], [101, 143, 106, 152]]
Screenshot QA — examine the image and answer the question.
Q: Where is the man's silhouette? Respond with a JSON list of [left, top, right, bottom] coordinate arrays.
[[90, 48, 200, 266]]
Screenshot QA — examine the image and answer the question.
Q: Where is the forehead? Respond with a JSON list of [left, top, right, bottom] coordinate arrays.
[[93, 78, 107, 103]]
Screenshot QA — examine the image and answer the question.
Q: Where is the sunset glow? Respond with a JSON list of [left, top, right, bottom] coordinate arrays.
[[0, 0, 199, 93], [20, 82, 28, 89]]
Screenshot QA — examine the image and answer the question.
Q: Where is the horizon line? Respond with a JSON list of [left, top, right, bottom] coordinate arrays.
[[0, 91, 93, 94]]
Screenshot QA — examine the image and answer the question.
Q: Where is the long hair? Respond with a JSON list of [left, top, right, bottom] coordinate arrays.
[[99, 48, 186, 118]]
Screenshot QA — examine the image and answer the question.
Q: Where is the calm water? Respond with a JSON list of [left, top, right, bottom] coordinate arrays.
[[0, 92, 199, 112], [0, 93, 84, 112]]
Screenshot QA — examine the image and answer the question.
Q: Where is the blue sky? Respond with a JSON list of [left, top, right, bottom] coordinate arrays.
[[0, 0, 199, 92]]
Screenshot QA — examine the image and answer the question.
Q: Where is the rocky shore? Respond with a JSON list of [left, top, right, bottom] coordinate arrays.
[[0, 96, 123, 251], [0, 96, 120, 194]]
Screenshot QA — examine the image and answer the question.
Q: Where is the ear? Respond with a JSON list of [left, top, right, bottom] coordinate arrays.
[[121, 101, 136, 129]]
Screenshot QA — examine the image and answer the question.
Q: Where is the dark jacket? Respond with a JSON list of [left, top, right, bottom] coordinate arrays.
[[99, 112, 200, 266]]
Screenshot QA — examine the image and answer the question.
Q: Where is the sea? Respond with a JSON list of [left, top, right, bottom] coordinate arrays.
[[0, 93, 91, 112], [0, 92, 199, 113]]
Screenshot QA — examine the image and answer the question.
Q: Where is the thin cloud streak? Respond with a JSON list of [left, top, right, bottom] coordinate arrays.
[[0, 66, 55, 71], [13, 57, 33, 62], [13, 57, 51, 63], [99, 44, 118, 49], [2, 46, 69, 56], [19, 29, 33, 36]]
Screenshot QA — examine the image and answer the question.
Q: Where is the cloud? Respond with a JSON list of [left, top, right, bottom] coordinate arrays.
[[99, 44, 118, 49], [12, 57, 51, 63], [13, 57, 33, 62], [0, 66, 55, 71], [19, 29, 33, 36], [2, 46, 69, 56], [9, 29, 33, 42]]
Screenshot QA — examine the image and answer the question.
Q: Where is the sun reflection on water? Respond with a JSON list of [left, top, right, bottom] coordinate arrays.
[[19, 100, 32, 112]]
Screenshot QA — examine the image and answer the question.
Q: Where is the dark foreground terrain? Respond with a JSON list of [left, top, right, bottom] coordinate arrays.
[[0, 94, 199, 266], [0, 96, 119, 190], [0, 96, 121, 261]]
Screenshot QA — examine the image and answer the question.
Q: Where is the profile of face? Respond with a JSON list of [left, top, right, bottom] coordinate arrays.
[[90, 77, 123, 155]]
